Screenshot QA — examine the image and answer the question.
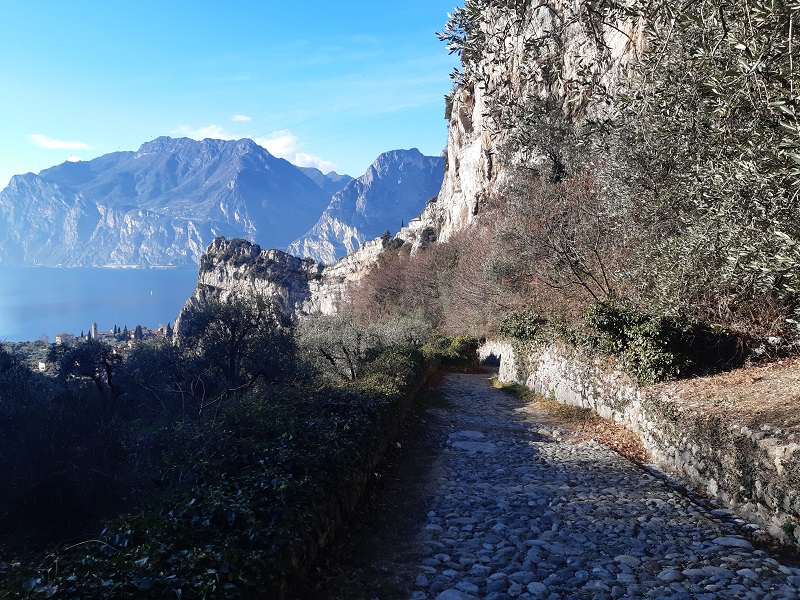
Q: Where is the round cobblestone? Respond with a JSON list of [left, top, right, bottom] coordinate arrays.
[[410, 372, 800, 599]]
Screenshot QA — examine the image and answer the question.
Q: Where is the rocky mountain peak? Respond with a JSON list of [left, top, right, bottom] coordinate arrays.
[[0, 136, 332, 267], [288, 149, 444, 264]]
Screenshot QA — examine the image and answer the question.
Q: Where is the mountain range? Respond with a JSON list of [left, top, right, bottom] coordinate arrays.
[[289, 149, 444, 264], [0, 137, 442, 267]]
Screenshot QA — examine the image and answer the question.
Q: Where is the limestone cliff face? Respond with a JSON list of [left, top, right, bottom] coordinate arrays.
[[179, 238, 323, 324], [288, 149, 443, 265], [415, 0, 643, 243], [180, 236, 386, 323], [0, 137, 333, 267]]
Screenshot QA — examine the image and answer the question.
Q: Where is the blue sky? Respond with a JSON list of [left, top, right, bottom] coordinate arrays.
[[0, 1, 461, 186]]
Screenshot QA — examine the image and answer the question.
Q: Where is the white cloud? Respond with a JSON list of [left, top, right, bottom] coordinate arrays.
[[292, 152, 337, 173], [66, 155, 83, 162], [252, 130, 337, 173], [172, 124, 229, 139], [252, 130, 297, 158], [232, 114, 251, 122], [172, 124, 337, 173], [28, 134, 91, 150]]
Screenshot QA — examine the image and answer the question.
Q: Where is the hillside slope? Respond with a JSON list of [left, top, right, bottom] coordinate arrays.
[[288, 149, 444, 264]]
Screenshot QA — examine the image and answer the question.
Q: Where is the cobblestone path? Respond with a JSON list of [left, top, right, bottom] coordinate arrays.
[[410, 371, 800, 600]]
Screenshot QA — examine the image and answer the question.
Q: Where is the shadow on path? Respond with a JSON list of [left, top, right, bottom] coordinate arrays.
[[304, 370, 800, 600]]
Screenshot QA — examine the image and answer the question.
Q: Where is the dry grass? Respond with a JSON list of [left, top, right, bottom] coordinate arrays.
[[651, 356, 800, 437], [492, 354, 800, 464]]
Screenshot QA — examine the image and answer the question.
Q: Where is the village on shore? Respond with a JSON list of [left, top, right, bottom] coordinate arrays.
[[19, 322, 175, 373]]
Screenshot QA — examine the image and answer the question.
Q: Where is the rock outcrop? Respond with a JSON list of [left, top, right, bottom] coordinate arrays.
[[412, 0, 642, 243], [180, 236, 387, 324], [181, 237, 323, 321]]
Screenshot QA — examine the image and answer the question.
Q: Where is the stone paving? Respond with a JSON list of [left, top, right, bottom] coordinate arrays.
[[410, 371, 800, 600]]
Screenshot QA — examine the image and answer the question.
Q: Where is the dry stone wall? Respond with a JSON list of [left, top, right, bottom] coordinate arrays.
[[481, 340, 800, 544]]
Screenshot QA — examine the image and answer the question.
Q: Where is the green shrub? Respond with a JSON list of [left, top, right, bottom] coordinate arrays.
[[1, 326, 435, 599], [498, 306, 545, 341], [447, 335, 479, 360], [363, 346, 426, 386], [582, 302, 744, 385], [297, 313, 432, 383], [422, 335, 480, 368]]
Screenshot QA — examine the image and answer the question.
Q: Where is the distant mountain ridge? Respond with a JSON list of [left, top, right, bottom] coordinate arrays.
[[289, 149, 444, 264], [0, 137, 335, 267], [0, 137, 443, 268], [298, 167, 353, 196]]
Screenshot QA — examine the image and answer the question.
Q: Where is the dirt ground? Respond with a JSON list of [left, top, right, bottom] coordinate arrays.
[[652, 356, 800, 435]]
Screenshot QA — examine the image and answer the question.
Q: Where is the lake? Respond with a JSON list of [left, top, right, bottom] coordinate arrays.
[[0, 267, 200, 342]]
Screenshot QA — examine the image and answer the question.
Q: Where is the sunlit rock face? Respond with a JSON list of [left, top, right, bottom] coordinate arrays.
[[0, 136, 333, 267], [288, 149, 444, 265], [180, 236, 387, 325], [412, 1, 642, 245]]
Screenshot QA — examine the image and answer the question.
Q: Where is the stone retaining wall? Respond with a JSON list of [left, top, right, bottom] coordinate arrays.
[[479, 340, 800, 543]]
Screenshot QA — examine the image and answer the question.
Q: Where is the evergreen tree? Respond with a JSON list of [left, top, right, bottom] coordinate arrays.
[[134, 325, 144, 342]]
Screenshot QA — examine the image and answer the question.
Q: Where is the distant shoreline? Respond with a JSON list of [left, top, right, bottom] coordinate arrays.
[[0, 267, 198, 342]]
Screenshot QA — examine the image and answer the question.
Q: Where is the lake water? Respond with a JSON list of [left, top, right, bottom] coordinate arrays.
[[0, 267, 200, 342]]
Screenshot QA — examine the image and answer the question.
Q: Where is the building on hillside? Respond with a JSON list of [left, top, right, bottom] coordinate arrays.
[[55, 333, 74, 344]]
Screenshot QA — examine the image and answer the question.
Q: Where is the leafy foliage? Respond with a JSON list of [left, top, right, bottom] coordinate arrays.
[[0, 346, 128, 548], [48, 339, 123, 408], [297, 312, 431, 382], [582, 302, 745, 384], [498, 307, 545, 342], [179, 293, 299, 389], [1, 302, 436, 598], [592, 0, 800, 330], [421, 335, 481, 369], [439, 0, 800, 338]]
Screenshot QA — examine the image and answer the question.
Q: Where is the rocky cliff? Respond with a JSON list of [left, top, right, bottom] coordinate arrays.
[[182, 237, 322, 318], [181, 236, 387, 323], [413, 0, 642, 243], [288, 149, 443, 265]]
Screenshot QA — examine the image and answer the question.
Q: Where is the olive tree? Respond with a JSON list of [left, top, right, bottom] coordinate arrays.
[[130, 292, 301, 421], [296, 312, 432, 382]]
